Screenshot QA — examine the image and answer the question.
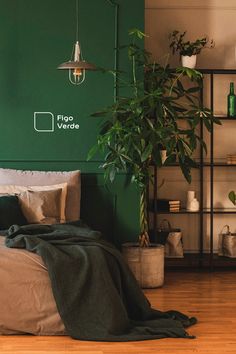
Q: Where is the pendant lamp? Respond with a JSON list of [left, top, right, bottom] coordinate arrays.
[[58, 0, 96, 85]]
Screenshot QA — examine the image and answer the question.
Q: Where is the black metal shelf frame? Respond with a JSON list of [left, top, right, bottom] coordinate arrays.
[[161, 162, 236, 167], [150, 69, 236, 269], [150, 209, 236, 215], [205, 70, 236, 269]]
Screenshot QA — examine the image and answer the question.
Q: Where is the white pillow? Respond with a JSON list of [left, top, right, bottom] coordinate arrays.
[[0, 183, 67, 223]]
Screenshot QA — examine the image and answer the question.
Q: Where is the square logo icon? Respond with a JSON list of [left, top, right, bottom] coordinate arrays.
[[34, 112, 54, 132]]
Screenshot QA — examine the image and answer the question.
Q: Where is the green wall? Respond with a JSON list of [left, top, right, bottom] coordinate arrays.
[[0, 0, 144, 245]]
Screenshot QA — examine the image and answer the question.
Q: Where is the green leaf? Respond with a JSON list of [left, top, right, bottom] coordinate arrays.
[[177, 80, 184, 92], [229, 191, 236, 205], [109, 167, 116, 183], [141, 139, 146, 150], [87, 145, 98, 161], [129, 28, 147, 39], [181, 140, 193, 156], [91, 111, 107, 117], [185, 156, 198, 168], [141, 144, 152, 162], [179, 160, 192, 184], [213, 116, 222, 125], [146, 118, 154, 129], [187, 86, 200, 93], [196, 136, 207, 154], [185, 94, 196, 105], [177, 140, 185, 160], [201, 140, 207, 154], [203, 118, 212, 132]]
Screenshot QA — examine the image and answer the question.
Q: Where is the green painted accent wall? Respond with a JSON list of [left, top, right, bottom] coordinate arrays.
[[0, 0, 144, 245]]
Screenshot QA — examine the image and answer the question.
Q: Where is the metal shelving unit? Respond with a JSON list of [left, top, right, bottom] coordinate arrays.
[[150, 68, 236, 269]]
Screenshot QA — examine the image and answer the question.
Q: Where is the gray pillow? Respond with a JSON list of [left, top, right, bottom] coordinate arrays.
[[0, 168, 81, 221]]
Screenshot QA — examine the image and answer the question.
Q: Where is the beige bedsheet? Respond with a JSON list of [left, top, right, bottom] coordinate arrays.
[[0, 236, 66, 335]]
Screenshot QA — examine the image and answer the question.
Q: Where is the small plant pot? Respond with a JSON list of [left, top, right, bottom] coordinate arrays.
[[122, 243, 164, 288], [181, 55, 197, 69]]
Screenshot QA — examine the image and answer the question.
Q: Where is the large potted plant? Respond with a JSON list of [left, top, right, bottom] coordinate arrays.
[[88, 29, 220, 288], [169, 30, 215, 68]]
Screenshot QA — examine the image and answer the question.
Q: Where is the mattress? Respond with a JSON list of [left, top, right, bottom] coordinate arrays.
[[0, 235, 65, 335]]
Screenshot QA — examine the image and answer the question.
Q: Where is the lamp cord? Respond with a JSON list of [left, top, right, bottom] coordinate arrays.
[[76, 0, 79, 42], [74, 0, 84, 61]]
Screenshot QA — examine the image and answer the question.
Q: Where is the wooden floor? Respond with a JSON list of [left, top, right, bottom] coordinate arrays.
[[0, 271, 236, 354]]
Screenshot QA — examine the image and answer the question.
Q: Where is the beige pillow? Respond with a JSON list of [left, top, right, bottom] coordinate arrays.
[[18, 189, 62, 224], [0, 169, 81, 221], [0, 183, 67, 223]]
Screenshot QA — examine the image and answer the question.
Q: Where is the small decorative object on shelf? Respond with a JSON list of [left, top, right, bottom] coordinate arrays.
[[155, 199, 181, 212], [157, 219, 184, 258], [160, 149, 167, 164], [227, 82, 236, 118], [186, 191, 199, 211], [186, 191, 195, 210], [218, 225, 236, 258], [189, 198, 200, 212], [169, 30, 215, 68], [217, 192, 236, 257]]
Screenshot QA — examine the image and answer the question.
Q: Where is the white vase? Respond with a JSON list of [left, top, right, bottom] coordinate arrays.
[[186, 191, 195, 210], [189, 198, 200, 212], [181, 55, 197, 69], [160, 150, 167, 164]]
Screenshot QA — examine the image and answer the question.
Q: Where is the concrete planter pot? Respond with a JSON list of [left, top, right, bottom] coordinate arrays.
[[122, 243, 164, 288]]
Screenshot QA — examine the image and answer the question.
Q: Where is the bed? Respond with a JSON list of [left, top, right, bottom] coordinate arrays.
[[0, 167, 80, 335], [0, 235, 65, 335], [0, 167, 196, 341]]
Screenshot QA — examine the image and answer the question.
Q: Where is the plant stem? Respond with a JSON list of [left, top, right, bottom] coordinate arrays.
[[139, 186, 150, 247], [132, 57, 138, 97], [140, 187, 148, 234], [169, 72, 183, 96], [132, 38, 138, 98]]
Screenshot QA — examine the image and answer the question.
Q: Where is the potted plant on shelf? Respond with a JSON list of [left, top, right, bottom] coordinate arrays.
[[88, 29, 220, 288], [169, 30, 215, 68]]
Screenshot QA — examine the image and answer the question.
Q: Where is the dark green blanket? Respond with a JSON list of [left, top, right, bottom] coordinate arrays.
[[4, 222, 197, 341]]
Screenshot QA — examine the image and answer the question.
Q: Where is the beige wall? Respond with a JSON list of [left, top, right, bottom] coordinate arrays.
[[146, 0, 236, 252], [145, 0, 236, 69]]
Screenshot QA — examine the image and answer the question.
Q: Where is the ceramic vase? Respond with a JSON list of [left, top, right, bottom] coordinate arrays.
[[181, 55, 197, 69]]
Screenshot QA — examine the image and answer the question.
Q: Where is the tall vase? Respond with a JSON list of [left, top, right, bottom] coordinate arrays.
[[186, 191, 195, 210]]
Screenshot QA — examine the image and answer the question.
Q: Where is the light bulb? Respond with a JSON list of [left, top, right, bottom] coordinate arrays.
[[73, 68, 83, 76], [69, 68, 86, 85]]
